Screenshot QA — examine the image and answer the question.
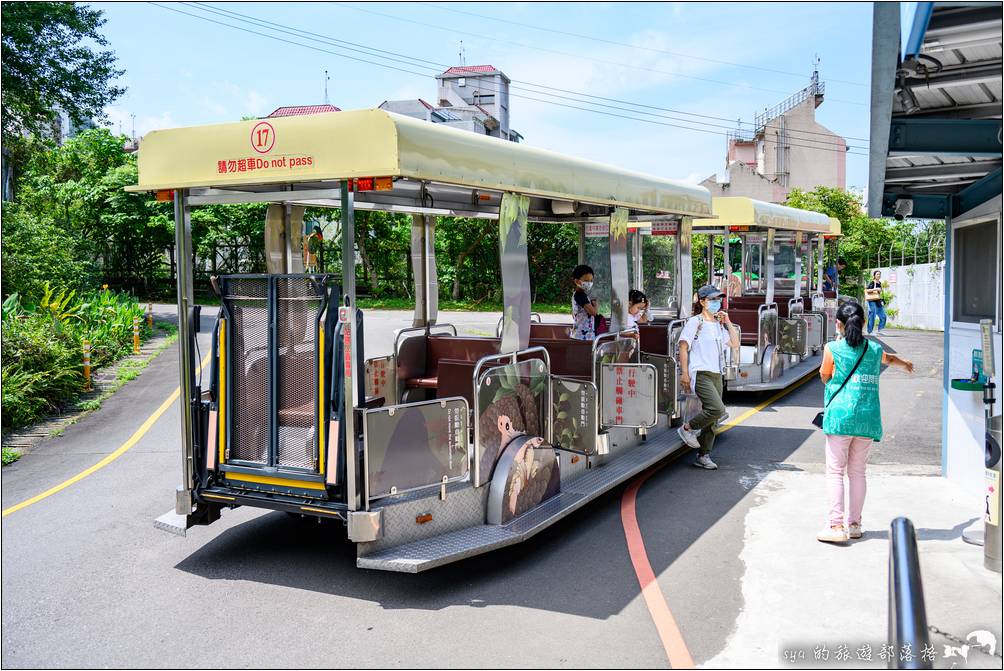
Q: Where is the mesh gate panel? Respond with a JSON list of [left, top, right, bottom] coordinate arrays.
[[275, 277, 325, 469], [225, 278, 270, 463]]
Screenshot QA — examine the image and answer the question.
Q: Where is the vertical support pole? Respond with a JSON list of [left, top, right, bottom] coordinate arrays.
[[631, 225, 643, 291], [147, 303, 153, 329], [340, 180, 359, 512], [498, 192, 531, 353], [793, 231, 804, 298], [173, 189, 195, 515], [706, 232, 715, 287], [411, 214, 438, 327], [608, 207, 630, 331], [133, 316, 141, 354], [679, 218, 694, 318], [817, 236, 826, 292], [765, 228, 776, 305], [577, 224, 586, 265]]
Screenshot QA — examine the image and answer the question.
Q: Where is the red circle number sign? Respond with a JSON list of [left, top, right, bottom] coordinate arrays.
[[251, 121, 275, 154]]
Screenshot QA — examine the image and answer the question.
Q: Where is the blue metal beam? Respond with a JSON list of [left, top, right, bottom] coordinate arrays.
[[904, 2, 935, 59], [954, 167, 1002, 218], [880, 192, 950, 219], [888, 118, 1004, 157]]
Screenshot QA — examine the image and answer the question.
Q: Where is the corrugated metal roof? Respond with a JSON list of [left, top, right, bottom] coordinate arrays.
[[265, 104, 341, 118]]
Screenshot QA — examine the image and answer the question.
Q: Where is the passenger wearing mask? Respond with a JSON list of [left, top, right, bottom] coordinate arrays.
[[571, 264, 599, 341], [816, 300, 914, 543], [625, 289, 650, 331], [676, 285, 740, 469]]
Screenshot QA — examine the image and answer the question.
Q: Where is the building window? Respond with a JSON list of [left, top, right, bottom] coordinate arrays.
[[953, 220, 998, 323]]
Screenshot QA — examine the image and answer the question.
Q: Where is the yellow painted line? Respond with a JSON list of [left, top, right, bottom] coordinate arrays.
[[716, 370, 818, 435], [2, 352, 213, 518], [203, 493, 236, 501]]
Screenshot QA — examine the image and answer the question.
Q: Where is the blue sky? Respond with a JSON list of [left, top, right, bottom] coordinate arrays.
[[97, 2, 877, 188]]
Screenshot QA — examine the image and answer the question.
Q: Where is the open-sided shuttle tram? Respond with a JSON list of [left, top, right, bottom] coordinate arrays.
[[133, 109, 714, 572], [692, 197, 843, 392]]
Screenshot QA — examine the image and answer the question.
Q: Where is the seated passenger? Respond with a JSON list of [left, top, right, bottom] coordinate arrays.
[[625, 289, 650, 331], [571, 264, 599, 340]]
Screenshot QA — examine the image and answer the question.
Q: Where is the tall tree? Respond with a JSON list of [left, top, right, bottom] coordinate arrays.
[[1, 2, 124, 150]]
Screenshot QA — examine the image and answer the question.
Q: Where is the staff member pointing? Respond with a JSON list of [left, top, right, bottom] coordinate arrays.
[[677, 285, 740, 470]]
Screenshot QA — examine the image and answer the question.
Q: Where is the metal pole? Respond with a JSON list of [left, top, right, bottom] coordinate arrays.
[[678, 218, 693, 317], [765, 228, 776, 305], [793, 231, 804, 298], [888, 517, 932, 669], [173, 189, 195, 515], [340, 180, 358, 512]]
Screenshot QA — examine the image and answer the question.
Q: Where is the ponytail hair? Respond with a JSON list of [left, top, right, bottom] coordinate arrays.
[[836, 300, 866, 348]]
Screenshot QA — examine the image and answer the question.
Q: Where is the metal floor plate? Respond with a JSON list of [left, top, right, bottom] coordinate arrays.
[[727, 354, 821, 392], [356, 429, 686, 572]]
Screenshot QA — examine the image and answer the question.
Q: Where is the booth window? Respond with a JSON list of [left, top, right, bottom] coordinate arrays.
[[953, 220, 998, 323]]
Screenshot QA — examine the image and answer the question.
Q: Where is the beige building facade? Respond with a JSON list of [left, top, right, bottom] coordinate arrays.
[[702, 76, 847, 203]]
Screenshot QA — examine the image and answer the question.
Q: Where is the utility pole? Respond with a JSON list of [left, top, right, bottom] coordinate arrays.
[[130, 113, 136, 141], [324, 70, 330, 105]]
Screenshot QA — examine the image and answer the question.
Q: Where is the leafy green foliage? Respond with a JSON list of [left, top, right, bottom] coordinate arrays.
[[785, 186, 942, 299], [1, 285, 150, 429], [2, 447, 20, 466], [1, 2, 124, 148]]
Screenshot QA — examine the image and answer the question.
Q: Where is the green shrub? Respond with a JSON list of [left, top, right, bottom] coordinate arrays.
[[1, 284, 151, 429]]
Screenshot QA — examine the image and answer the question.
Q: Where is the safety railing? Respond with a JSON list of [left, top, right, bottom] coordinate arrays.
[[888, 517, 932, 670], [392, 323, 458, 359], [494, 312, 542, 337]]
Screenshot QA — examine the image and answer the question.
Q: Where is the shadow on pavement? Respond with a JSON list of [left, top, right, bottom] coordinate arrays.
[[175, 416, 819, 627]]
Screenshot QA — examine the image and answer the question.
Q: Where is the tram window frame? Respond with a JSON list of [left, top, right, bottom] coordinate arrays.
[[952, 218, 999, 324]]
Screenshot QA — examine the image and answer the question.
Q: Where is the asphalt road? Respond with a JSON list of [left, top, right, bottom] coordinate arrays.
[[1, 309, 948, 668]]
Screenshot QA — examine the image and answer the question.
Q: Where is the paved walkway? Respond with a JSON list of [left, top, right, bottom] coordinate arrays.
[[2, 313, 999, 668]]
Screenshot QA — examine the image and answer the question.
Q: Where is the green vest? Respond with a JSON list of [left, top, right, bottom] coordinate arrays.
[[822, 339, 884, 441]]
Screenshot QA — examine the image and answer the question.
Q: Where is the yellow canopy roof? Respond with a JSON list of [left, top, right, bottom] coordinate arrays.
[[693, 197, 832, 233], [127, 108, 712, 218]]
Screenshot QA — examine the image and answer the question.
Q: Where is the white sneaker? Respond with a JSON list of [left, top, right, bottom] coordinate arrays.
[[816, 525, 849, 543], [848, 523, 862, 539], [693, 453, 718, 470], [677, 425, 701, 449]]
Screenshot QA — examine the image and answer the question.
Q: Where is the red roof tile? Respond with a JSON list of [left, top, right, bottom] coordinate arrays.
[[265, 104, 341, 118], [441, 65, 498, 76]]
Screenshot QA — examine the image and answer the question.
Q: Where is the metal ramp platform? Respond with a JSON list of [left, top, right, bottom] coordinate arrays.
[[356, 429, 687, 572], [728, 353, 822, 392]]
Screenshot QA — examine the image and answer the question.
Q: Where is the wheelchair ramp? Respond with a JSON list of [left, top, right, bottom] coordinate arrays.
[[356, 428, 687, 572]]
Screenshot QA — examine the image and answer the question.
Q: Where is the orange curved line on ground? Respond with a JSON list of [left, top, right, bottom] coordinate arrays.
[[621, 370, 818, 667], [621, 468, 695, 669]]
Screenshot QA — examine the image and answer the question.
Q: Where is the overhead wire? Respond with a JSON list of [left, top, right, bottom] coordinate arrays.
[[419, 2, 869, 88], [329, 1, 869, 108], [149, 3, 868, 156], [183, 1, 868, 147]]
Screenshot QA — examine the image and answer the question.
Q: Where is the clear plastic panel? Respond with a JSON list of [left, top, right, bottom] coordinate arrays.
[[475, 358, 549, 487]]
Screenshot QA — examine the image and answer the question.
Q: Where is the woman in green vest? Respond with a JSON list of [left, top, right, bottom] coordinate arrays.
[[816, 301, 914, 543]]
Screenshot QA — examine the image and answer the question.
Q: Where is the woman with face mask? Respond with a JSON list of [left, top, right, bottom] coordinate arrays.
[[676, 285, 740, 469]]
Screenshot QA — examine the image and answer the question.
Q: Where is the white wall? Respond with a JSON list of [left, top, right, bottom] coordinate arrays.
[[867, 262, 945, 330]]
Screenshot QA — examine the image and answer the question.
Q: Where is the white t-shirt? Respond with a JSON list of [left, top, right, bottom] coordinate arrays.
[[679, 315, 727, 386]]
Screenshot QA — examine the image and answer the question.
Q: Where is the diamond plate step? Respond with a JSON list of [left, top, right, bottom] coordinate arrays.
[[356, 429, 686, 572]]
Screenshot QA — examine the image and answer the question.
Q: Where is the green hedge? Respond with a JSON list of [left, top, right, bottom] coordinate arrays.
[[1, 284, 150, 430]]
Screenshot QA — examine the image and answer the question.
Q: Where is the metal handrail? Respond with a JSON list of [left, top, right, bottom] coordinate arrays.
[[888, 517, 932, 669], [494, 311, 542, 337], [392, 323, 457, 358], [471, 345, 553, 486]]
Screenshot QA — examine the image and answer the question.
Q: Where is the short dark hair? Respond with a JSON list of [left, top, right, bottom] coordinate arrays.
[[837, 257, 848, 267], [572, 264, 594, 280]]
